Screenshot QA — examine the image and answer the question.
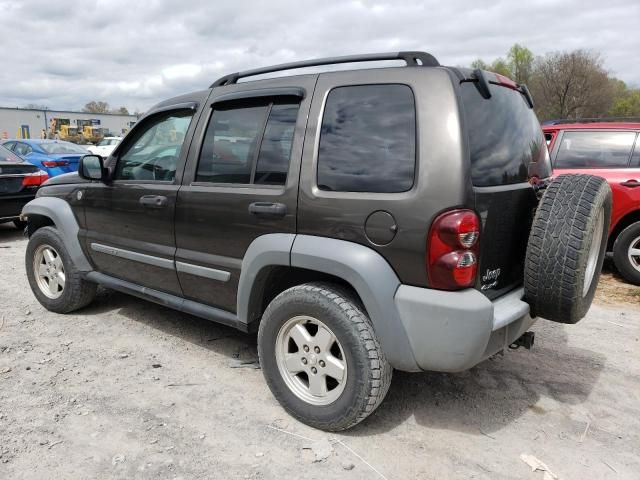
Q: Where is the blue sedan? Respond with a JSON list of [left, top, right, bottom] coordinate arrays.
[[1, 139, 89, 177]]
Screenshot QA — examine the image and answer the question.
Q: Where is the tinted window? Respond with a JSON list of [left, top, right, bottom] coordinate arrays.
[[254, 104, 297, 185], [317, 84, 416, 193], [196, 100, 299, 185], [555, 131, 636, 168], [114, 110, 193, 181], [197, 104, 267, 184], [461, 82, 549, 186]]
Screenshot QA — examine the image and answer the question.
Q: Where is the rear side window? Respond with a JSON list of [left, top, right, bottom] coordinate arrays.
[[196, 99, 299, 185], [317, 84, 416, 193], [555, 131, 636, 168], [460, 82, 549, 186]]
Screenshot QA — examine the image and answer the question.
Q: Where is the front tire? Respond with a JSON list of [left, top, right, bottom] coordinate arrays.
[[25, 226, 97, 313], [258, 283, 392, 431], [613, 221, 640, 285]]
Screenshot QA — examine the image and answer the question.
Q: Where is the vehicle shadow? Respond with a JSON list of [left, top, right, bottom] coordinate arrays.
[[347, 321, 605, 436], [0, 222, 25, 244], [82, 288, 257, 363], [82, 289, 606, 437]]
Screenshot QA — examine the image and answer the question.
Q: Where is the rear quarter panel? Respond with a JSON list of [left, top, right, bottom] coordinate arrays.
[[297, 67, 471, 287]]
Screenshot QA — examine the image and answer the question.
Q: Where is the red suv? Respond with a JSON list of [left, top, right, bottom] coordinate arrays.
[[544, 121, 640, 284]]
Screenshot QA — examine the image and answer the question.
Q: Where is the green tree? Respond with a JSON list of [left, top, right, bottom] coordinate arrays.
[[490, 58, 513, 77], [470, 57, 513, 78], [83, 101, 110, 113], [609, 89, 640, 117], [115, 106, 130, 115], [507, 44, 534, 84]]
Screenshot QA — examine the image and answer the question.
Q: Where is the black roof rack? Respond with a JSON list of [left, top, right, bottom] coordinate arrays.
[[542, 117, 640, 125], [210, 51, 440, 87]]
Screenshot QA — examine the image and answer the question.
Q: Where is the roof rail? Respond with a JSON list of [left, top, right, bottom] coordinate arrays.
[[210, 51, 440, 87], [543, 117, 640, 125]]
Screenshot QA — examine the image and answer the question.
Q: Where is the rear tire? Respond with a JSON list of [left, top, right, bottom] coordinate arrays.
[[258, 282, 392, 431], [26, 226, 97, 313], [613, 221, 640, 285], [525, 174, 611, 324]]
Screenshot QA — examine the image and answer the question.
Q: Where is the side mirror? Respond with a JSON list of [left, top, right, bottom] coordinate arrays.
[[79, 155, 106, 181]]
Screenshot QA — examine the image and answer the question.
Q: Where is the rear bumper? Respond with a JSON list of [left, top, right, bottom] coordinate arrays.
[[394, 286, 535, 372]]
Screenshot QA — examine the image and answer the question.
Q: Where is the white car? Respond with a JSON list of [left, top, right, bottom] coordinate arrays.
[[87, 137, 122, 158]]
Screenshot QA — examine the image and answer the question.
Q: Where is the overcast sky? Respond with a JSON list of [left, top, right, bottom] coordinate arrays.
[[1, 0, 638, 113]]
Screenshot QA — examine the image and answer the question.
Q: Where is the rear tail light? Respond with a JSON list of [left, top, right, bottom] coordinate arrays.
[[494, 73, 518, 89], [427, 209, 480, 290], [22, 170, 49, 187], [42, 160, 69, 167]]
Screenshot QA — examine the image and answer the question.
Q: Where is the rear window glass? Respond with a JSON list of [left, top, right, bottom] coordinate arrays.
[[0, 145, 22, 163], [40, 142, 88, 154], [460, 82, 549, 186], [317, 84, 416, 193], [555, 131, 636, 168]]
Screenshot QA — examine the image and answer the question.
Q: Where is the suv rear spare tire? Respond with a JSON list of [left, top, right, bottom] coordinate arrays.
[[525, 174, 611, 324]]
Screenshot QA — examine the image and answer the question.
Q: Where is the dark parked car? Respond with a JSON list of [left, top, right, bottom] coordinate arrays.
[[1, 139, 89, 177], [21, 52, 611, 431], [0, 144, 48, 229]]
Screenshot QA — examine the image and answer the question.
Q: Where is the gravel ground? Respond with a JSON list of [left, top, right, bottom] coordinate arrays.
[[1, 222, 639, 480]]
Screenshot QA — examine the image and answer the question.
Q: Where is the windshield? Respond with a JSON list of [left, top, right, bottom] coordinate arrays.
[[40, 142, 89, 154], [98, 138, 119, 146], [460, 81, 551, 186], [0, 144, 22, 163]]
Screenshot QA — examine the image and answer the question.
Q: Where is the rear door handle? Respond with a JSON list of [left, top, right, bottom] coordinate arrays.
[[248, 202, 287, 217], [620, 179, 640, 188], [139, 195, 168, 208]]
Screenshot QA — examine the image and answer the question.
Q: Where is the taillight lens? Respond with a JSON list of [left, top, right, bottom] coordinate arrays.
[[427, 209, 480, 290], [42, 160, 69, 167], [22, 170, 49, 187]]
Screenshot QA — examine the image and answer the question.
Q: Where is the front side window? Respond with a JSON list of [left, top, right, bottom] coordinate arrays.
[[317, 84, 416, 193], [196, 99, 299, 185], [114, 110, 193, 181], [555, 131, 636, 169]]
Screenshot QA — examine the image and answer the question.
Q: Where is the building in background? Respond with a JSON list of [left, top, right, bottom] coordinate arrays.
[[0, 107, 139, 141]]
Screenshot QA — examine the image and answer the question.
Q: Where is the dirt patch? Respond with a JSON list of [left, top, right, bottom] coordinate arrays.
[[595, 259, 640, 305]]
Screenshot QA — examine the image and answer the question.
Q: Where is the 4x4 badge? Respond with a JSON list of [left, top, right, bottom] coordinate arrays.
[[481, 268, 501, 290]]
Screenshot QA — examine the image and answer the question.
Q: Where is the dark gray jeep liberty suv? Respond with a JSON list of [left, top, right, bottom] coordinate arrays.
[[21, 52, 612, 431]]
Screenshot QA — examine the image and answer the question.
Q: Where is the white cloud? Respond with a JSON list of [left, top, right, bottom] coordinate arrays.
[[0, 0, 637, 112]]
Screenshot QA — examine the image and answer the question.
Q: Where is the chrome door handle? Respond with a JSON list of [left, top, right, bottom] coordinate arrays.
[[139, 195, 168, 208], [248, 202, 287, 217]]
